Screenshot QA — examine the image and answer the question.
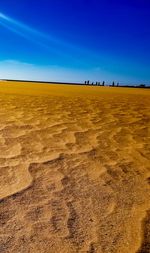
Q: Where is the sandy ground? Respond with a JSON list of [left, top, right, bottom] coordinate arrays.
[[0, 81, 150, 253]]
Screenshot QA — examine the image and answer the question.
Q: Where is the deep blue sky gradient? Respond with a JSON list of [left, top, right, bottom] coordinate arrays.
[[0, 0, 150, 84]]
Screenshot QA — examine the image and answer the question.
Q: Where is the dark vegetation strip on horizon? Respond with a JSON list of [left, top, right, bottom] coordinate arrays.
[[0, 79, 150, 88]]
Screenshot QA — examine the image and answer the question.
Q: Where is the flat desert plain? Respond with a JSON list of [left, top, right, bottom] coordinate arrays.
[[0, 81, 150, 253]]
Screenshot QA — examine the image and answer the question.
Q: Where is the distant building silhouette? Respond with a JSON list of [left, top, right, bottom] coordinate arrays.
[[112, 81, 115, 86], [102, 81, 105, 86], [139, 84, 145, 88]]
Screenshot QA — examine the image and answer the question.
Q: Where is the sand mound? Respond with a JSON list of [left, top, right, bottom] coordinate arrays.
[[0, 82, 150, 253]]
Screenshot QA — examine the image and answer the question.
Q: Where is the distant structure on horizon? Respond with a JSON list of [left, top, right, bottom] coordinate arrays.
[[84, 80, 106, 86], [83, 80, 149, 88]]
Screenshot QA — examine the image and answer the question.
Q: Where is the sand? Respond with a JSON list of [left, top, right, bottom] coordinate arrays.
[[0, 81, 150, 253]]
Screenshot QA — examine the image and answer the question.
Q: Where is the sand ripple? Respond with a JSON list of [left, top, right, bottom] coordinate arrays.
[[0, 83, 150, 253]]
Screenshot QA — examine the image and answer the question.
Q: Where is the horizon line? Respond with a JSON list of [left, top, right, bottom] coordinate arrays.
[[0, 78, 149, 88]]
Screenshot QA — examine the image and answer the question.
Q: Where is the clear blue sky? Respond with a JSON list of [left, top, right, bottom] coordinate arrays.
[[0, 0, 150, 84]]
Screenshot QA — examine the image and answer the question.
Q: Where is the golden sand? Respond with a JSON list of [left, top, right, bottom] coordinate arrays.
[[0, 81, 150, 253]]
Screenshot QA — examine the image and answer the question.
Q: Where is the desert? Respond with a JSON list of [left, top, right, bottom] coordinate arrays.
[[0, 81, 150, 253]]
